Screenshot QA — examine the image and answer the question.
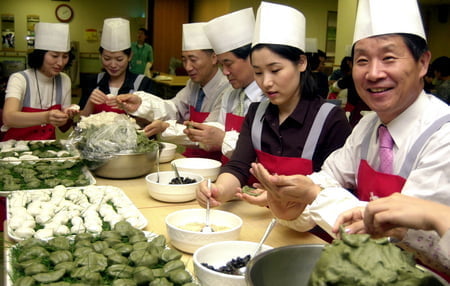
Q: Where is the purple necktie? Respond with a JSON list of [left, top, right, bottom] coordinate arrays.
[[378, 125, 394, 174]]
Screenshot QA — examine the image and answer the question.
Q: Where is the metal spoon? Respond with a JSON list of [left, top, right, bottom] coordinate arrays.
[[171, 162, 183, 184], [156, 146, 161, 183], [238, 218, 277, 275], [201, 179, 213, 233]]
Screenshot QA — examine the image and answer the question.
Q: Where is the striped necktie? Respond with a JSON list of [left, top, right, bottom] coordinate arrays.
[[195, 88, 205, 111], [378, 125, 394, 174], [236, 90, 247, 116]]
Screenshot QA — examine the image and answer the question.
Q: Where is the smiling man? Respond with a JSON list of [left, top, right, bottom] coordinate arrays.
[[117, 22, 231, 160], [249, 0, 450, 278]]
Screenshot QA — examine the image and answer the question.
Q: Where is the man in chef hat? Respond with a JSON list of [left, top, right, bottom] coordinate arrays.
[[116, 22, 231, 161], [180, 7, 265, 163], [249, 0, 450, 278], [79, 17, 154, 116]]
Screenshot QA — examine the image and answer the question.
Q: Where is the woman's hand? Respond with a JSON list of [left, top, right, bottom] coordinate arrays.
[[250, 163, 321, 204], [236, 188, 268, 207], [88, 89, 108, 105], [196, 180, 224, 208], [47, 109, 69, 127]]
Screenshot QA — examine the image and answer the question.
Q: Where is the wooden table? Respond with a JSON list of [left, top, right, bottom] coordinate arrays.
[[150, 72, 189, 99], [3, 154, 326, 278], [94, 154, 327, 271]]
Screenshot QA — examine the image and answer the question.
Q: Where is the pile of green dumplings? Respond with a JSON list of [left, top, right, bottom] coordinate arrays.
[[10, 221, 198, 286]]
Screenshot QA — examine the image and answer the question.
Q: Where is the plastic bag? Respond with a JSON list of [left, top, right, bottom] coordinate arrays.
[[67, 112, 140, 169]]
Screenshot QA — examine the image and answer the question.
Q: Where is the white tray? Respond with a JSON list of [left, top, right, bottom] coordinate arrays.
[[0, 166, 96, 196], [7, 185, 147, 241]]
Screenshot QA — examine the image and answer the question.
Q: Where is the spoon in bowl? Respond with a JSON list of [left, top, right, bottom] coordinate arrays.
[[171, 162, 183, 184], [201, 179, 213, 233], [238, 218, 277, 275], [156, 146, 161, 183]]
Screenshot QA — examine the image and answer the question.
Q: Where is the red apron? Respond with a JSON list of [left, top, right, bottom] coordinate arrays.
[[251, 100, 336, 242], [220, 113, 245, 165], [357, 160, 406, 201], [3, 105, 61, 141], [182, 105, 222, 161], [356, 114, 450, 282]]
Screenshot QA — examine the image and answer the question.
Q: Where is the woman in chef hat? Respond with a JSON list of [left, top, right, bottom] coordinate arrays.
[[197, 2, 351, 241], [2, 22, 78, 141], [80, 17, 155, 116]]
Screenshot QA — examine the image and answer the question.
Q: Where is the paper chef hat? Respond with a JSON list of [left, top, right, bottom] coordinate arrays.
[[182, 23, 212, 51], [34, 23, 70, 52], [101, 18, 131, 52], [252, 1, 306, 52], [305, 38, 318, 53], [353, 0, 426, 44], [204, 8, 255, 54]]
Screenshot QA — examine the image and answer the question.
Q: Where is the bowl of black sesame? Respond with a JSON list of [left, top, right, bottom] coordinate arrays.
[[145, 170, 204, 202], [193, 240, 273, 286]]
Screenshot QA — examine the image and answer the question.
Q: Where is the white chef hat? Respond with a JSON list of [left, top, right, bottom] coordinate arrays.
[[182, 22, 212, 51], [34, 22, 70, 52], [252, 1, 306, 52], [305, 38, 318, 53], [101, 18, 131, 52], [204, 8, 255, 55], [353, 0, 426, 44]]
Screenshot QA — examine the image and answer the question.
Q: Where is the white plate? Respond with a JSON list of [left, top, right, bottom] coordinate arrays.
[[0, 166, 96, 196], [7, 185, 147, 241]]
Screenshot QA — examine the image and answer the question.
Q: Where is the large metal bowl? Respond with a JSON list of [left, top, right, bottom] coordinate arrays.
[[93, 151, 157, 179], [246, 244, 448, 286], [246, 244, 323, 286]]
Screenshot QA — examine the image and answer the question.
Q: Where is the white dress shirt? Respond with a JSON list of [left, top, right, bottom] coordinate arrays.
[[278, 92, 450, 273]]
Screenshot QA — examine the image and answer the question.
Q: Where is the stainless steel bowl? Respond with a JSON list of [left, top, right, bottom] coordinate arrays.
[[93, 151, 157, 179], [246, 244, 447, 286], [246, 244, 323, 286]]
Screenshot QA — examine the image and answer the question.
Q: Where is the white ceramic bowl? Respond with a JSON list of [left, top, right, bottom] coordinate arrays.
[[145, 171, 204, 202], [159, 142, 177, 163], [165, 209, 242, 254], [193, 241, 273, 286], [171, 158, 222, 181]]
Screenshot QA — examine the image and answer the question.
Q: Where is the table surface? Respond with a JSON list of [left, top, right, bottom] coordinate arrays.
[[93, 154, 326, 271], [150, 72, 190, 87]]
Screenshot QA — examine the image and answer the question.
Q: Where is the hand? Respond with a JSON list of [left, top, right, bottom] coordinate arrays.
[[62, 104, 80, 118], [116, 93, 142, 112], [183, 121, 225, 151], [332, 206, 366, 236], [196, 180, 224, 208], [47, 109, 69, 127], [250, 163, 321, 204], [236, 188, 268, 207], [88, 89, 108, 105], [142, 120, 169, 137], [364, 193, 450, 237]]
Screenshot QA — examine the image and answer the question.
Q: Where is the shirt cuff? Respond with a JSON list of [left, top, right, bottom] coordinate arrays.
[[222, 130, 239, 158], [276, 206, 316, 232], [308, 187, 363, 236]]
